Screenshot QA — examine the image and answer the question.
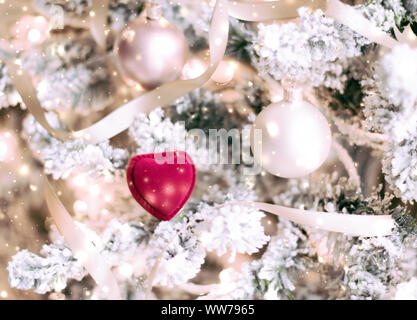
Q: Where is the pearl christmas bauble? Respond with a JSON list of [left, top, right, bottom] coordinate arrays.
[[251, 99, 332, 178], [114, 7, 188, 90]]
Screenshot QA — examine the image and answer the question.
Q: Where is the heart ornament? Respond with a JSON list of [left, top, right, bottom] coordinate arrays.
[[126, 151, 196, 221]]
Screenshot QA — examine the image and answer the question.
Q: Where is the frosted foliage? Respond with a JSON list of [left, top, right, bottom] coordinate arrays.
[[375, 45, 417, 110], [343, 267, 386, 300], [382, 137, 417, 203], [21, 37, 113, 114], [402, 0, 417, 13], [173, 88, 222, 115], [22, 113, 129, 179], [364, 46, 417, 202], [272, 175, 417, 299], [196, 202, 269, 262], [34, 0, 91, 19], [147, 218, 205, 287], [36, 62, 112, 115], [0, 63, 22, 109], [101, 220, 150, 266], [255, 221, 307, 299], [359, 0, 407, 31], [34, 0, 146, 31], [34, 0, 212, 37], [395, 278, 417, 299], [21, 37, 96, 75], [252, 8, 369, 90], [363, 93, 398, 133], [223, 220, 307, 300], [7, 239, 86, 294], [129, 108, 211, 171], [129, 108, 185, 153], [342, 235, 405, 299], [193, 184, 268, 263], [7, 220, 150, 294], [107, 0, 146, 31], [156, 0, 212, 47]]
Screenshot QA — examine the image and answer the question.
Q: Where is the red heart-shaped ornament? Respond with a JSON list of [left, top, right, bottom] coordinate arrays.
[[126, 151, 196, 221]]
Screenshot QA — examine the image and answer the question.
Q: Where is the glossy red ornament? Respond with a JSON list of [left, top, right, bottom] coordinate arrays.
[[126, 151, 196, 221]]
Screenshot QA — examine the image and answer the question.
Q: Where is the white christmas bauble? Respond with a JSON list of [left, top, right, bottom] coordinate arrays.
[[113, 5, 188, 90], [250, 99, 332, 178]]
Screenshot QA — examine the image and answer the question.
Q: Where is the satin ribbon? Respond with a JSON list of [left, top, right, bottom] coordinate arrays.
[[6, 0, 230, 143], [393, 25, 417, 48], [228, 202, 393, 237], [229, 0, 416, 47], [90, 0, 109, 50], [220, 0, 327, 21], [6, 0, 324, 144], [324, 0, 415, 49], [43, 176, 122, 299]]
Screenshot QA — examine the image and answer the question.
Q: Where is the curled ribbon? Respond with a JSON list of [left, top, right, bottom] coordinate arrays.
[[230, 202, 393, 237], [325, 0, 417, 49], [89, 0, 110, 50], [6, 0, 324, 144], [225, 0, 327, 21], [43, 176, 122, 299], [7, 0, 230, 143]]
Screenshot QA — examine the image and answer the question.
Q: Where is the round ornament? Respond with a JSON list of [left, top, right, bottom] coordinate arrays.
[[250, 93, 332, 178], [113, 3, 189, 90]]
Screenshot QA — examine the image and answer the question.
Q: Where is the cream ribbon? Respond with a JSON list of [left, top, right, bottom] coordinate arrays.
[[325, 0, 416, 49], [43, 176, 122, 299], [224, 0, 327, 21], [6, 0, 324, 144], [89, 0, 109, 50], [230, 202, 393, 237], [7, 0, 230, 143]]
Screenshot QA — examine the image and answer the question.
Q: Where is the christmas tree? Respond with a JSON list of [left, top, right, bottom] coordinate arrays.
[[0, 0, 417, 300]]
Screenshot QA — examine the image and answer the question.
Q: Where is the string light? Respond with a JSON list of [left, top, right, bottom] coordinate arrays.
[[118, 263, 133, 277], [199, 231, 212, 248], [72, 174, 87, 188], [27, 28, 42, 43], [0, 132, 17, 162], [217, 269, 237, 294], [19, 164, 29, 175], [0, 137, 9, 161], [89, 184, 101, 197], [182, 58, 206, 79], [74, 200, 88, 213], [74, 250, 88, 264]]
